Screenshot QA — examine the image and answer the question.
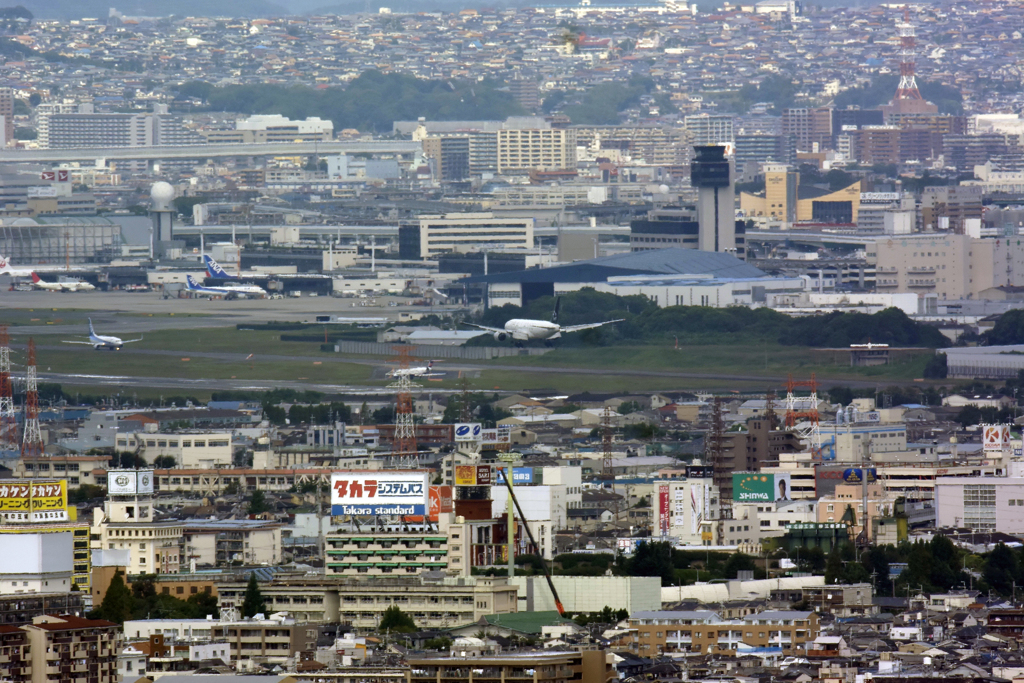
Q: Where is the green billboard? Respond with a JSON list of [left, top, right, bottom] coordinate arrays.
[[733, 472, 791, 502]]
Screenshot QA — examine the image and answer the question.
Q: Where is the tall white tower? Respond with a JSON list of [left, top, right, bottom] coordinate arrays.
[[150, 181, 175, 259]]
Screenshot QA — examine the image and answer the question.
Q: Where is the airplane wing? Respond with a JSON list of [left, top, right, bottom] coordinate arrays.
[[121, 337, 144, 344], [465, 323, 505, 333], [62, 340, 96, 345], [560, 319, 625, 333]]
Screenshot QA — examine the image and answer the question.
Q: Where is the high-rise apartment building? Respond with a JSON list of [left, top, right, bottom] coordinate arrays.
[[733, 134, 796, 175], [684, 114, 734, 146], [21, 614, 120, 683], [0, 88, 14, 146], [47, 112, 154, 149], [496, 118, 576, 173], [781, 107, 832, 152]]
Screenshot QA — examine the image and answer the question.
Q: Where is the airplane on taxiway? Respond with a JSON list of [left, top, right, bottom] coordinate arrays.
[[186, 274, 267, 298]]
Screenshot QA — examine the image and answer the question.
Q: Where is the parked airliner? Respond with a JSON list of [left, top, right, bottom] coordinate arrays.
[[186, 275, 266, 298], [31, 273, 95, 292]]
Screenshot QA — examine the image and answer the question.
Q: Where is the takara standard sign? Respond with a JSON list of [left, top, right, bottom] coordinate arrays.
[[330, 473, 428, 516]]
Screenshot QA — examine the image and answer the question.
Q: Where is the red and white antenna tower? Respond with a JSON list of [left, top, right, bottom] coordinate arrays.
[[894, 6, 923, 101], [387, 346, 419, 468], [21, 338, 43, 458], [0, 325, 16, 451]]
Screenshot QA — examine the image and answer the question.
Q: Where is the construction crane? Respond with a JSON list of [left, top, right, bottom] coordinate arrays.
[[500, 473, 565, 616]]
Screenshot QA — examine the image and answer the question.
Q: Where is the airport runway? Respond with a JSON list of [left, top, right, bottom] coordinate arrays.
[[1, 290, 460, 334], [29, 343, 889, 391]]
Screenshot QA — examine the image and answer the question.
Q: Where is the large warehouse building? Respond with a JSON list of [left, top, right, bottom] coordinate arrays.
[[459, 248, 807, 308]]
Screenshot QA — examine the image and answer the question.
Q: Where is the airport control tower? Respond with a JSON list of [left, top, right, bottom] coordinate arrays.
[[691, 145, 742, 258]]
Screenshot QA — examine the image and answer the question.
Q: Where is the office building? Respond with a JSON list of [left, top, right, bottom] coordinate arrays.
[[650, 465, 720, 546], [205, 114, 333, 144], [398, 213, 534, 260], [630, 207, 700, 251], [183, 519, 282, 566], [691, 145, 738, 255], [324, 532, 450, 576], [90, 476, 184, 576], [935, 477, 1024, 533], [114, 431, 232, 469], [629, 610, 819, 656], [684, 114, 734, 146], [869, 232, 1024, 300], [216, 574, 518, 628]]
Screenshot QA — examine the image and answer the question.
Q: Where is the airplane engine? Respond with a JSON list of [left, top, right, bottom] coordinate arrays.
[[494, 332, 508, 342]]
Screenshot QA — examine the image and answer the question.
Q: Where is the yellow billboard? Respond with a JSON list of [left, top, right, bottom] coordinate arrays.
[[0, 480, 68, 522]]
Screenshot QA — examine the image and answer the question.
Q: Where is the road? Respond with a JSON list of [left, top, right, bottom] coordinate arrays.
[[0, 140, 420, 163]]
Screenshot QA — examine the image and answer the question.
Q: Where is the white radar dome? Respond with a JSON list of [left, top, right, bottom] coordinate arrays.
[[150, 182, 175, 211]]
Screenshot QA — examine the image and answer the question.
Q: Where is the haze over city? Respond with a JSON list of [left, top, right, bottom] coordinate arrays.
[[2, 0, 1024, 682]]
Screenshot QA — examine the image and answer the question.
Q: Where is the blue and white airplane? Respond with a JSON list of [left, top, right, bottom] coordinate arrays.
[[204, 254, 236, 280], [63, 318, 143, 350], [186, 274, 267, 298]]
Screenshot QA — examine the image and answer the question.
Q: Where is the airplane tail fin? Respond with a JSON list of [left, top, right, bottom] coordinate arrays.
[[0, 255, 9, 273], [552, 296, 561, 324], [186, 275, 200, 290], [30, 272, 40, 283], [203, 254, 232, 279], [88, 318, 96, 336], [427, 360, 433, 370]]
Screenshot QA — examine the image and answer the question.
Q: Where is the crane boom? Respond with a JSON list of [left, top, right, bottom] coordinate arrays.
[[502, 471, 565, 616]]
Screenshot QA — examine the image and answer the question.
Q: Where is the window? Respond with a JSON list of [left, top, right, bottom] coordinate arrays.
[[182, 440, 192, 447], [194, 441, 206, 448]]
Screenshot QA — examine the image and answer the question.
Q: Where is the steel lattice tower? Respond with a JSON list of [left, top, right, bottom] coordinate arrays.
[[894, 7, 923, 101], [387, 346, 419, 467], [0, 325, 16, 450], [21, 338, 43, 457]]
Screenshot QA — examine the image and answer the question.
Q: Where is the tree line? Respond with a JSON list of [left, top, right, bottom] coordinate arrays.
[[478, 289, 950, 348]]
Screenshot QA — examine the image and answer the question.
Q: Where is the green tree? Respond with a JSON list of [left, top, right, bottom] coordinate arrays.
[[722, 552, 758, 579], [825, 548, 843, 584], [984, 543, 1018, 596], [247, 489, 270, 515], [379, 605, 417, 633], [624, 541, 675, 585], [241, 574, 266, 617], [91, 571, 134, 624], [153, 455, 176, 468]]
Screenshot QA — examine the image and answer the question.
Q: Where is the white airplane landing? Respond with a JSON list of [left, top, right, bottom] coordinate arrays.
[[63, 318, 143, 351]]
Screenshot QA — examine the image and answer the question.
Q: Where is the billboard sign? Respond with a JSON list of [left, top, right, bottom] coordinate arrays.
[[0, 480, 68, 522], [983, 424, 1012, 452], [733, 473, 792, 502], [481, 428, 511, 444], [107, 470, 155, 495], [454, 423, 482, 442], [686, 465, 712, 479], [659, 484, 669, 534], [496, 467, 534, 485], [455, 465, 476, 486], [330, 473, 428, 516], [842, 468, 877, 484], [429, 485, 453, 520], [476, 465, 492, 485]]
